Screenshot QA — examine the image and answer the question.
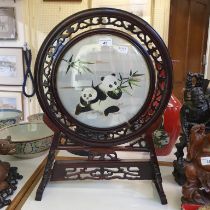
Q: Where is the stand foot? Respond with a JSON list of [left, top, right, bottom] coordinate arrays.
[[153, 180, 167, 205], [148, 133, 167, 205], [173, 160, 186, 186], [35, 188, 44, 201], [35, 150, 55, 201], [35, 132, 60, 201]]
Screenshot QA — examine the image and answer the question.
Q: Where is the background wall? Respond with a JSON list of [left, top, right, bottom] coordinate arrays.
[[0, 0, 25, 47], [25, 0, 171, 115], [152, 0, 170, 45], [91, 0, 170, 44], [0, 0, 171, 116], [23, 0, 90, 114], [0, 0, 28, 119]]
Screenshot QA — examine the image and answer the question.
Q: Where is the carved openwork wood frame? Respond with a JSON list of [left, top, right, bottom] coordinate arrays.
[[35, 7, 173, 147], [35, 8, 172, 205]]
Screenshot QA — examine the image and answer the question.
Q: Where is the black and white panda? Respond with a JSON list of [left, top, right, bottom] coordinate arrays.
[[75, 87, 98, 115], [91, 73, 122, 116], [75, 74, 122, 116]]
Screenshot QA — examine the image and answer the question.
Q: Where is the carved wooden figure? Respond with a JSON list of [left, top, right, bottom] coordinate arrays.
[[182, 124, 210, 205], [0, 136, 15, 192], [173, 73, 210, 185], [0, 136, 15, 155], [0, 136, 23, 208]]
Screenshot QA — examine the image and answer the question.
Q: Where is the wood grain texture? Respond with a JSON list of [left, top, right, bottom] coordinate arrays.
[[168, 0, 210, 100]]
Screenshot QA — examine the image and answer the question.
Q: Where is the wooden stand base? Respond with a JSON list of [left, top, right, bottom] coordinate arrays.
[[35, 132, 167, 205]]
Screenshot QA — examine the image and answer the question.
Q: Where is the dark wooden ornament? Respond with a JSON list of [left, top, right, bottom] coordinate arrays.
[[182, 124, 210, 205], [173, 73, 210, 185], [34, 8, 173, 204], [0, 137, 23, 208]]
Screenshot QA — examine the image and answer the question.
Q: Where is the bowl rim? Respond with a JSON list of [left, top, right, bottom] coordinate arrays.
[[27, 113, 44, 120], [15, 147, 50, 155], [0, 109, 22, 121], [13, 149, 49, 158], [27, 112, 44, 117], [0, 122, 53, 143]]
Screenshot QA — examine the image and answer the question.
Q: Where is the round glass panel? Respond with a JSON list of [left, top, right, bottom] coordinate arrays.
[[56, 34, 151, 128]]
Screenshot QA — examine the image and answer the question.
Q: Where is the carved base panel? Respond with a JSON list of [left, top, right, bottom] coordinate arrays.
[[51, 160, 154, 181]]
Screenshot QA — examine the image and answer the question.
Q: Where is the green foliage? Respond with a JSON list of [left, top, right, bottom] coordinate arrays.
[[63, 56, 144, 96], [153, 129, 169, 148], [118, 70, 144, 95], [63, 55, 95, 74]]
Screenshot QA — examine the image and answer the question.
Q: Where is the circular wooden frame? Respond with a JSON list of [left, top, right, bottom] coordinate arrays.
[[35, 8, 173, 147]]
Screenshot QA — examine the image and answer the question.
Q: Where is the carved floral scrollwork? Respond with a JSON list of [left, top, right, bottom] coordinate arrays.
[[88, 151, 118, 161], [64, 166, 142, 180]]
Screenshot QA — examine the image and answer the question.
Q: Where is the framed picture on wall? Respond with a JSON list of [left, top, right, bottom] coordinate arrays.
[[0, 7, 17, 40], [0, 90, 23, 112], [91, 0, 152, 24], [0, 47, 24, 86]]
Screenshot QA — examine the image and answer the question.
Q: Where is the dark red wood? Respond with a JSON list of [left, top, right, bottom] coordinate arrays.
[[51, 160, 154, 181], [58, 145, 150, 152], [34, 8, 172, 205], [0, 137, 23, 208], [182, 124, 210, 205], [34, 7, 173, 147], [168, 0, 210, 100]]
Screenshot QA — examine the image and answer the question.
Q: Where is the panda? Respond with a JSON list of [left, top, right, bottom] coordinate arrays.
[[90, 73, 122, 116], [75, 74, 122, 116], [75, 87, 98, 115]]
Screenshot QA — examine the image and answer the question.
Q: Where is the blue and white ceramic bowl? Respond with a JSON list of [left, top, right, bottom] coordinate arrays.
[[0, 122, 53, 158], [27, 113, 44, 123], [0, 109, 22, 129]]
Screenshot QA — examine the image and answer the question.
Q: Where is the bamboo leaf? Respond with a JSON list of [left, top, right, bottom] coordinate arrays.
[[120, 85, 128, 89], [131, 82, 140, 87], [119, 73, 122, 80], [82, 66, 93, 74], [130, 81, 138, 86], [66, 65, 71, 74], [130, 69, 132, 76], [133, 73, 144, 77], [62, 59, 68, 63], [130, 79, 140, 82], [71, 65, 80, 72], [113, 90, 119, 95], [128, 81, 132, 89], [69, 55, 73, 62], [79, 61, 95, 64], [122, 88, 132, 95]]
